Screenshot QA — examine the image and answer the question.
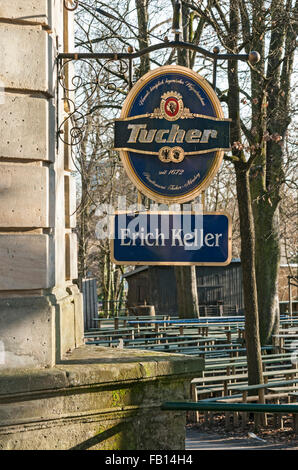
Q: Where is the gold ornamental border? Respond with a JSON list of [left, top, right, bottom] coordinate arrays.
[[115, 147, 231, 156], [110, 210, 232, 267], [114, 113, 232, 122], [118, 65, 229, 204]]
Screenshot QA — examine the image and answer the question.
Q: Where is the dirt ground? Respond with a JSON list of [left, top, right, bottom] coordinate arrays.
[[185, 414, 298, 450]]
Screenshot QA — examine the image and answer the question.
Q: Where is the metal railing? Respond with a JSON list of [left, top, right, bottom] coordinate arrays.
[[161, 402, 298, 413]]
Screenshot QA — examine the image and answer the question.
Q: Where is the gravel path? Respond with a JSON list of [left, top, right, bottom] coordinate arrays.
[[185, 426, 298, 450]]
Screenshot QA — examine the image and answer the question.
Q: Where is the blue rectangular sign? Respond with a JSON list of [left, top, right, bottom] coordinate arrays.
[[111, 212, 232, 265]]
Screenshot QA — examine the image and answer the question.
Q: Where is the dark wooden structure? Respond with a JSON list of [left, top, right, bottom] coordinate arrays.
[[81, 277, 98, 330], [123, 260, 243, 316], [123, 261, 298, 316], [123, 266, 178, 316]]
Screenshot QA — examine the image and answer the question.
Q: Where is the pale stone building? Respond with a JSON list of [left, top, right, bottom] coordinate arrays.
[[0, 0, 83, 368], [0, 1, 203, 450]]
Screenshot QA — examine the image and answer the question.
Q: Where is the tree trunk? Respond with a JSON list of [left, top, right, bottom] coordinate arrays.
[[235, 165, 263, 385], [249, 0, 297, 345], [177, 2, 190, 67], [253, 199, 280, 344], [227, 0, 263, 385], [172, 1, 199, 319], [174, 265, 199, 318], [78, 179, 88, 280], [135, 0, 150, 77]]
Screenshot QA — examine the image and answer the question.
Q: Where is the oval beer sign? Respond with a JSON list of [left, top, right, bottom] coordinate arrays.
[[114, 65, 230, 203]]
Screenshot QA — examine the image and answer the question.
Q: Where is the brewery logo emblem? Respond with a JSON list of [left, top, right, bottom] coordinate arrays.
[[114, 65, 231, 203], [152, 91, 192, 121], [163, 93, 181, 120]]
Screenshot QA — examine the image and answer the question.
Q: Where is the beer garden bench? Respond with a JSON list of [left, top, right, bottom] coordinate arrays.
[[191, 377, 298, 430]]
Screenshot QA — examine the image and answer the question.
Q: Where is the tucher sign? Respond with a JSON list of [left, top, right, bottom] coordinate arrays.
[[114, 65, 231, 204], [111, 212, 232, 266]]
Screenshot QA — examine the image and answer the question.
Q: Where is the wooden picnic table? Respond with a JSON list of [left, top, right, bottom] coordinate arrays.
[[85, 327, 135, 336], [205, 352, 293, 364], [204, 355, 294, 376], [126, 317, 245, 326], [125, 337, 231, 350], [279, 328, 298, 333], [267, 386, 298, 395], [85, 327, 171, 338], [87, 334, 218, 348], [193, 369, 298, 386], [197, 377, 298, 427], [273, 334, 298, 338], [289, 391, 298, 403], [272, 333, 298, 352], [192, 368, 298, 396], [91, 314, 173, 330], [229, 377, 298, 422]]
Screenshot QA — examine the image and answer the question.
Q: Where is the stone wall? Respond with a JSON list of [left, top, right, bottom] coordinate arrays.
[[0, 0, 84, 368], [0, 3, 205, 451], [0, 347, 204, 450]]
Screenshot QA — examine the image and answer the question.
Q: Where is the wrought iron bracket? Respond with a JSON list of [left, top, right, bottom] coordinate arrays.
[[63, 0, 79, 11], [58, 40, 257, 63], [57, 40, 260, 148]]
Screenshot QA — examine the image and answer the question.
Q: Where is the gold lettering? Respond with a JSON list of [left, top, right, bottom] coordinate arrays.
[[185, 129, 202, 143], [200, 129, 212, 143], [127, 124, 147, 143], [126, 124, 217, 145], [155, 129, 169, 143], [167, 124, 185, 143], [139, 128, 157, 143]]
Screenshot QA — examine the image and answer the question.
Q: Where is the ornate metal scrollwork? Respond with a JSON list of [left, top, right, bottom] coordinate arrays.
[[57, 40, 256, 148], [63, 0, 80, 12], [58, 58, 129, 147]]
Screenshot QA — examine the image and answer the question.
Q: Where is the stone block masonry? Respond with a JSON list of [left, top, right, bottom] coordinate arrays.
[[0, 94, 50, 161], [0, 23, 49, 92], [0, 1, 49, 26], [0, 165, 52, 227], [0, 347, 205, 449], [0, 0, 83, 368], [0, 1, 206, 451], [0, 235, 54, 290]]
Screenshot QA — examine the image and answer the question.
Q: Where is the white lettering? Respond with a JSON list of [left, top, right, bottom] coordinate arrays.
[[215, 233, 222, 246], [105, 455, 140, 467], [119, 226, 223, 250], [120, 228, 131, 245], [204, 233, 215, 246], [183, 232, 194, 246], [171, 228, 184, 246], [144, 232, 155, 246], [154, 229, 166, 246]]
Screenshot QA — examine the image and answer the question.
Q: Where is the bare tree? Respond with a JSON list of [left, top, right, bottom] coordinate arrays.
[[71, 2, 297, 378], [184, 0, 297, 383]]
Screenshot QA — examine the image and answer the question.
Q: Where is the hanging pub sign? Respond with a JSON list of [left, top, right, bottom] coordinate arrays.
[[111, 211, 232, 266], [114, 65, 231, 204]]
